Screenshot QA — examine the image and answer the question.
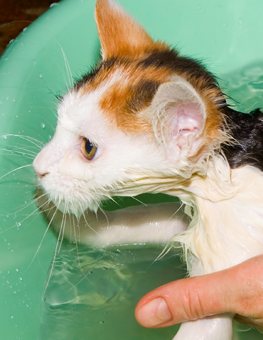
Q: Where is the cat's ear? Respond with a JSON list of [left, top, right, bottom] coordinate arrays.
[[150, 76, 207, 161], [95, 0, 155, 59]]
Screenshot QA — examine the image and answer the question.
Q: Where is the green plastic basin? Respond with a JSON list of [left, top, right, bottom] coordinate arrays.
[[1, 0, 263, 339]]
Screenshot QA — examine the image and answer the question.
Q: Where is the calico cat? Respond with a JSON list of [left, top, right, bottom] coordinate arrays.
[[33, 0, 263, 339]]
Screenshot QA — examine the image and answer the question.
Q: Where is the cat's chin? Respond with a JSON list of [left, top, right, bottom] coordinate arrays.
[[54, 199, 99, 218]]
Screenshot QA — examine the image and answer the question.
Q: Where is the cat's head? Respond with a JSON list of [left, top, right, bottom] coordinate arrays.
[[33, 0, 228, 216]]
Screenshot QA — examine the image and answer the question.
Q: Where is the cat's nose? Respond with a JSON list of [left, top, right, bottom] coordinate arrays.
[[35, 170, 49, 179], [33, 151, 50, 179]]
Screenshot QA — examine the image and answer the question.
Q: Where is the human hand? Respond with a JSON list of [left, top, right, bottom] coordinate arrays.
[[135, 255, 263, 332]]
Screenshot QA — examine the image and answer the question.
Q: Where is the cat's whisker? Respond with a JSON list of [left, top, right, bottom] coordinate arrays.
[[41, 27, 74, 91], [130, 196, 148, 207], [7, 193, 47, 216], [103, 194, 121, 208], [28, 206, 58, 268], [0, 147, 37, 159], [60, 47, 74, 90], [43, 211, 65, 294], [153, 243, 174, 263], [0, 197, 52, 234], [170, 201, 184, 218], [0, 134, 44, 149], [58, 211, 67, 253], [73, 213, 81, 244], [0, 164, 32, 181], [83, 211, 100, 237]]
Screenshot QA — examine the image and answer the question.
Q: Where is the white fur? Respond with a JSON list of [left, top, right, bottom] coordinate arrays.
[[173, 315, 233, 340], [44, 202, 188, 247]]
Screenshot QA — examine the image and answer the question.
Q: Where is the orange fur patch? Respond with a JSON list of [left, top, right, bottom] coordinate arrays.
[[95, 0, 166, 59]]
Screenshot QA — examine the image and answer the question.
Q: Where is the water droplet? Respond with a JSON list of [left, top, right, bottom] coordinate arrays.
[[11, 316, 13, 319], [9, 39, 14, 45], [41, 123, 45, 129], [23, 27, 28, 32], [39, 74, 43, 78], [2, 135, 7, 140], [50, 2, 59, 7], [4, 57, 8, 61], [19, 278, 22, 281], [16, 269, 19, 272], [99, 320, 104, 324]]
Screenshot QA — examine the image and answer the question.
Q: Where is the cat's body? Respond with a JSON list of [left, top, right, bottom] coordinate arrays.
[[33, 0, 263, 339]]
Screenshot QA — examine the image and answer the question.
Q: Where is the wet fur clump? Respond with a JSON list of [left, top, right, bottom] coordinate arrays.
[[223, 107, 263, 171]]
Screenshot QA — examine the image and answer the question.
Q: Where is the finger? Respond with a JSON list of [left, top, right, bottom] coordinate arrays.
[[135, 266, 236, 328]]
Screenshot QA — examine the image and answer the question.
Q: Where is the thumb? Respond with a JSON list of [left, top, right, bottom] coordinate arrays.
[[135, 267, 234, 328]]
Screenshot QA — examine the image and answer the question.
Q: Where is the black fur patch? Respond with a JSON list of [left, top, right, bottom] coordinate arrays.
[[138, 49, 217, 87], [125, 80, 160, 113], [222, 107, 263, 172], [74, 57, 117, 90]]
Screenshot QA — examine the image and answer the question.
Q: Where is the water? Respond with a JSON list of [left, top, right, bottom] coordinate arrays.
[[37, 63, 263, 340], [39, 243, 184, 340]]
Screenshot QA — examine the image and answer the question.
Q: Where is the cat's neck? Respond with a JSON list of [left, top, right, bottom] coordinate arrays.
[[171, 156, 263, 276]]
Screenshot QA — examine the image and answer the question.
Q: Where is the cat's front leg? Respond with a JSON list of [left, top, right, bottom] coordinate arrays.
[[173, 314, 233, 340], [36, 194, 188, 247]]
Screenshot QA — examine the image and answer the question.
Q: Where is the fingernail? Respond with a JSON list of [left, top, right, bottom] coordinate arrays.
[[137, 298, 172, 327]]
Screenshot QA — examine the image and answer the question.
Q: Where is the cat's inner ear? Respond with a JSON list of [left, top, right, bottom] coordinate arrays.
[[95, 0, 155, 59], [150, 77, 206, 160]]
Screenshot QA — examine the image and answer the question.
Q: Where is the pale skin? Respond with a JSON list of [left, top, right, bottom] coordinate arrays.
[[135, 255, 263, 332]]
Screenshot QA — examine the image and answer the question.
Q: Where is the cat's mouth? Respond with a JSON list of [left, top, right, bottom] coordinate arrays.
[[35, 174, 103, 217]]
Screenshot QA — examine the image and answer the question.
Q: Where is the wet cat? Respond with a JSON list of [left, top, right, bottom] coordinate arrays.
[[33, 0, 263, 339]]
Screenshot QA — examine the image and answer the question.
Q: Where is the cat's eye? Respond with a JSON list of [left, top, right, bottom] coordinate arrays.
[[81, 138, 98, 160]]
